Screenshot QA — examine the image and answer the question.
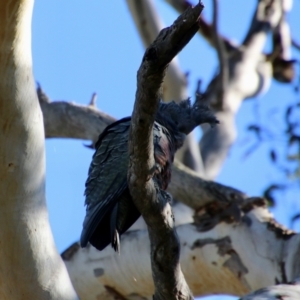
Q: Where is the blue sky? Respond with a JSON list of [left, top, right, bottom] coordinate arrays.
[[31, 1, 300, 299]]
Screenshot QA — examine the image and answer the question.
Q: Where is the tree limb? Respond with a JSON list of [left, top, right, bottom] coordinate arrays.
[[126, 0, 204, 174], [38, 86, 114, 145], [127, 3, 203, 299], [0, 0, 77, 299], [212, 0, 228, 105], [241, 279, 300, 299], [169, 160, 246, 209], [164, 0, 237, 52], [292, 39, 300, 51], [38, 87, 246, 211], [164, 0, 293, 180], [126, 0, 188, 102], [63, 198, 299, 299], [199, 0, 285, 179]]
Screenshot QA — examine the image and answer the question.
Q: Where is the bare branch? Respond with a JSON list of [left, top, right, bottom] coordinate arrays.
[[242, 0, 282, 54], [164, 0, 237, 52], [0, 1, 77, 299], [126, 0, 188, 102], [242, 280, 300, 299], [270, 14, 296, 83], [38, 86, 115, 146], [126, 0, 204, 174], [63, 199, 299, 299], [128, 3, 204, 299], [292, 39, 300, 51], [198, 0, 285, 179], [89, 93, 97, 107], [169, 160, 246, 209], [38, 88, 245, 211], [212, 0, 228, 105]]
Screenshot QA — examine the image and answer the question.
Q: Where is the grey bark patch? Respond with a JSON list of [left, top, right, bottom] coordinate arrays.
[[291, 243, 300, 281], [194, 201, 242, 232], [61, 242, 80, 261], [93, 268, 104, 277], [223, 251, 248, 278], [280, 261, 288, 283], [191, 236, 231, 255], [222, 248, 250, 290], [104, 285, 127, 299], [241, 197, 267, 213], [128, 293, 149, 300], [241, 215, 252, 226], [267, 218, 296, 240], [192, 238, 215, 249], [192, 236, 250, 288]]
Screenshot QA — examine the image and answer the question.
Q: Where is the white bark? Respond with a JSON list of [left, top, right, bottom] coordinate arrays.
[[0, 0, 297, 299], [37, 89, 300, 300], [165, 0, 289, 180], [63, 200, 299, 299], [242, 279, 300, 299], [0, 0, 77, 299]]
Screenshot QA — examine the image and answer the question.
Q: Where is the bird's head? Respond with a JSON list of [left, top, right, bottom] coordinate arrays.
[[157, 98, 219, 135]]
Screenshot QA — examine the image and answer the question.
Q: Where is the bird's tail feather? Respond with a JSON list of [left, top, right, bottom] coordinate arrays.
[[110, 203, 120, 253]]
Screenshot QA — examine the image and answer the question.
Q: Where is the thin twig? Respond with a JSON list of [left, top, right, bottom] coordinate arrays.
[[292, 39, 300, 51], [165, 0, 236, 52], [212, 0, 228, 105]]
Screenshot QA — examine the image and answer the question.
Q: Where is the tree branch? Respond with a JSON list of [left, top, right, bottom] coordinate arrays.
[[242, 0, 282, 54], [126, 0, 188, 102], [164, 0, 237, 52], [38, 86, 114, 145], [63, 198, 299, 299], [0, 1, 77, 299], [169, 160, 246, 209], [292, 39, 300, 51], [126, 0, 204, 174], [241, 280, 300, 299], [212, 0, 228, 105], [164, 0, 293, 180], [199, 0, 285, 179], [128, 3, 203, 299], [38, 87, 246, 210]]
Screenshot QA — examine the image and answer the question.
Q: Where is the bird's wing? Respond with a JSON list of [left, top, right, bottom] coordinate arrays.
[[80, 117, 131, 247]]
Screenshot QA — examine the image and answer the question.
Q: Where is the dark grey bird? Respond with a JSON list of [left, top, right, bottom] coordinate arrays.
[[80, 99, 218, 252]]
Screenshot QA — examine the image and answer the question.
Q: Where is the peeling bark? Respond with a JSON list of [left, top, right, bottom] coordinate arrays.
[[63, 200, 300, 299]]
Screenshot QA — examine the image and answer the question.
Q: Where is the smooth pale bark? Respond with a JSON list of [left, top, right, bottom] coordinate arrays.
[[165, 0, 287, 180], [29, 0, 297, 299], [63, 200, 300, 299], [0, 1, 77, 299], [241, 280, 300, 300]]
